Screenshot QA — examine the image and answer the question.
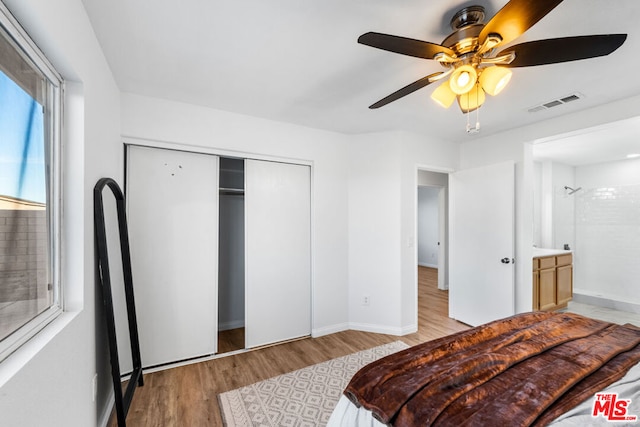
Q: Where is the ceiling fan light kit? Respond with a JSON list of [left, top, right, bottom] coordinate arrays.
[[449, 64, 478, 94], [430, 82, 457, 108], [357, 0, 627, 132], [479, 66, 513, 96], [458, 84, 486, 113]]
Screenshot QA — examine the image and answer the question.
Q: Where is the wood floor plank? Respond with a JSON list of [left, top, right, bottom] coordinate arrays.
[[217, 328, 244, 354], [108, 267, 467, 426]]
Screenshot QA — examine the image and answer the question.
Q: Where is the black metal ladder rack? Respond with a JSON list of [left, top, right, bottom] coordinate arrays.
[[94, 177, 144, 427]]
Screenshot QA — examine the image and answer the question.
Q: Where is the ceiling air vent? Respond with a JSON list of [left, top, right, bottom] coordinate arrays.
[[528, 93, 583, 113], [543, 100, 563, 108]]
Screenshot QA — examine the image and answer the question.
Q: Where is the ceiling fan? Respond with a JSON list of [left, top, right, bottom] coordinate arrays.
[[359, 0, 627, 115]]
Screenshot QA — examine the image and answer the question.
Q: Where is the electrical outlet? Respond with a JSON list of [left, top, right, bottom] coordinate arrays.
[[92, 374, 98, 402], [362, 295, 370, 306]]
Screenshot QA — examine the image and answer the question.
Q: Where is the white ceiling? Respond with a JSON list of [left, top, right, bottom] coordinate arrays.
[[81, 0, 640, 161]]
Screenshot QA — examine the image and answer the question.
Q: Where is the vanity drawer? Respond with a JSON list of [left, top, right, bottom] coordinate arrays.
[[538, 256, 556, 269], [557, 254, 573, 267]]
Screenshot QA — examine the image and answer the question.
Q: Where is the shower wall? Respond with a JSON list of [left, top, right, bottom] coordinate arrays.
[[533, 161, 575, 250], [574, 158, 640, 307]]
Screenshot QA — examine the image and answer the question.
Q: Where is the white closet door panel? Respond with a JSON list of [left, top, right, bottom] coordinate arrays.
[[127, 145, 219, 367], [245, 160, 311, 348]]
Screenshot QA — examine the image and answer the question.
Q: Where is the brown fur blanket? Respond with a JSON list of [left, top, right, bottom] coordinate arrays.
[[344, 312, 640, 426]]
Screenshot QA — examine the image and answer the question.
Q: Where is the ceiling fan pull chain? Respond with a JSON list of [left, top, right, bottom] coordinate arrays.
[[465, 99, 471, 132], [475, 87, 481, 132], [465, 85, 481, 134]]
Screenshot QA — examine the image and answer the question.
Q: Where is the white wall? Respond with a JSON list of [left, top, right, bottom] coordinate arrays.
[[0, 1, 122, 426], [348, 132, 403, 333], [552, 163, 576, 251], [347, 131, 458, 334], [533, 161, 542, 247], [120, 93, 351, 337], [539, 161, 554, 248], [417, 187, 439, 268], [534, 161, 576, 250], [574, 157, 640, 307], [418, 170, 448, 187]]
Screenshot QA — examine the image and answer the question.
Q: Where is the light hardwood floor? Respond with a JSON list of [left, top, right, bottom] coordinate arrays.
[[109, 267, 468, 426], [217, 327, 245, 355]]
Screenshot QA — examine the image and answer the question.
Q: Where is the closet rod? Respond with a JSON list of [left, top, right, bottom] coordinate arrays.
[[220, 187, 244, 196]]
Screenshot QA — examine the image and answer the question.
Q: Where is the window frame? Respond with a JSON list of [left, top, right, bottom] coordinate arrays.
[[0, 2, 63, 363]]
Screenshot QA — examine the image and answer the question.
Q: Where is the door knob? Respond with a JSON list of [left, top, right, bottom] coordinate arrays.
[[501, 257, 511, 264]]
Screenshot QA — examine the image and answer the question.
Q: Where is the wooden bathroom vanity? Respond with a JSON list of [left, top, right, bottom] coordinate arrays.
[[533, 249, 573, 311]]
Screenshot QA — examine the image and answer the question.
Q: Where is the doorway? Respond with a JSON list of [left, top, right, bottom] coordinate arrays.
[[417, 186, 444, 287], [416, 169, 449, 336], [417, 170, 448, 291]]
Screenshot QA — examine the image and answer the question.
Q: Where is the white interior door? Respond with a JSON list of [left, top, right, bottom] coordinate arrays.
[[449, 161, 515, 326], [127, 145, 219, 367], [437, 187, 446, 290], [245, 160, 311, 348]]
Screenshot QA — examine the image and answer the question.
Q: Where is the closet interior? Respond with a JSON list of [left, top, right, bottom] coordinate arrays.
[[217, 157, 246, 354]]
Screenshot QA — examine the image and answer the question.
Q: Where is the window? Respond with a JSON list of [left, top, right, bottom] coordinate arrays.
[[0, 4, 62, 362]]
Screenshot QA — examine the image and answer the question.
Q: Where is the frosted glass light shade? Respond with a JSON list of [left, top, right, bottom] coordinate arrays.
[[449, 65, 477, 95], [431, 83, 456, 108], [479, 66, 512, 96], [457, 85, 485, 113]]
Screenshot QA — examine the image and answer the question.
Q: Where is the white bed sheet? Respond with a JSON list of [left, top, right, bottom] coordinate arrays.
[[327, 361, 640, 426]]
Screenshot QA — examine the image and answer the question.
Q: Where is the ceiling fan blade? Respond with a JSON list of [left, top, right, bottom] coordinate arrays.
[[358, 32, 455, 60], [479, 0, 564, 47], [369, 72, 442, 109], [498, 34, 627, 67]]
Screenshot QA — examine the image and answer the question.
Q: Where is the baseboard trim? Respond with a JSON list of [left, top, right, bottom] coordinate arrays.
[[349, 322, 417, 336], [573, 290, 640, 314], [218, 320, 245, 331], [312, 323, 349, 338], [399, 324, 418, 335], [418, 262, 438, 269], [98, 389, 115, 427]]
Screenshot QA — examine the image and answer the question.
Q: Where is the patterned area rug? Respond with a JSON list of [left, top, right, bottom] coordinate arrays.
[[218, 341, 409, 426]]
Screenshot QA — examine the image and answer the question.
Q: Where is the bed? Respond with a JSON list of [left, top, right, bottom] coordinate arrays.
[[328, 312, 640, 426]]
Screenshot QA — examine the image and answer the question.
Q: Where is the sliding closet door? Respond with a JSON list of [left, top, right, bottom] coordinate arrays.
[[127, 145, 219, 367], [245, 160, 311, 348]]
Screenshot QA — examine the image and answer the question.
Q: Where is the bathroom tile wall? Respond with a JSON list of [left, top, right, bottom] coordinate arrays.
[[575, 158, 640, 306]]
